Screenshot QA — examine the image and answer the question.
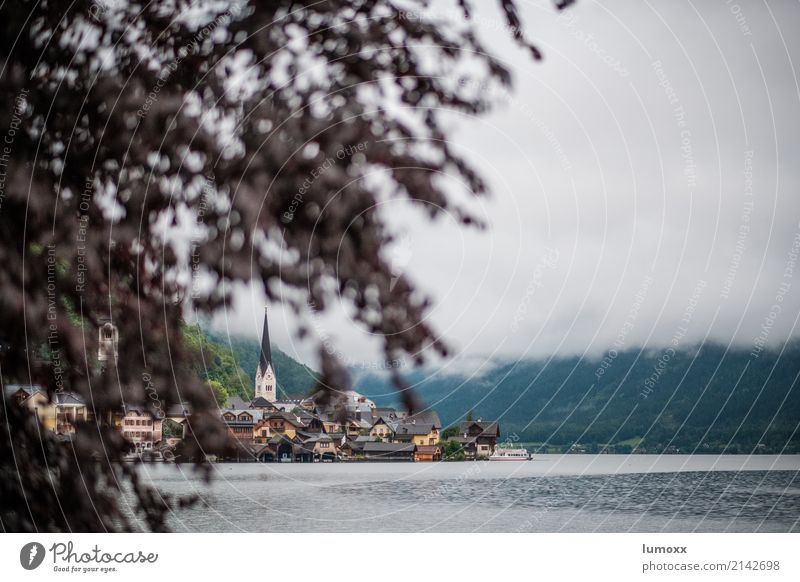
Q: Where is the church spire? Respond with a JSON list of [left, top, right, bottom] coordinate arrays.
[[254, 306, 276, 401], [259, 305, 273, 372]]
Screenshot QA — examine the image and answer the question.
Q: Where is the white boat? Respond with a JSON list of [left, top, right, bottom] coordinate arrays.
[[489, 447, 530, 461]]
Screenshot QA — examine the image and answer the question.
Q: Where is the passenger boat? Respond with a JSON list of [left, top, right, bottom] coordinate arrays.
[[489, 447, 530, 461]]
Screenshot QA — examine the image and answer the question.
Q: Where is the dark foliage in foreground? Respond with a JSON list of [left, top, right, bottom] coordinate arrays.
[[0, 1, 573, 531]]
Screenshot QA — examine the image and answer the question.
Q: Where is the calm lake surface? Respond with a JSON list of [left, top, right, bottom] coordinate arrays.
[[130, 455, 800, 532]]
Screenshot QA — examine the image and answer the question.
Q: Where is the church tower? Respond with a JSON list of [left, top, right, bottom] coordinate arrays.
[[254, 307, 277, 401], [98, 321, 119, 366]]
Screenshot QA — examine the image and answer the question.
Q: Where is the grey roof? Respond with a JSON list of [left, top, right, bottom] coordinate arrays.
[[299, 433, 333, 444], [343, 440, 366, 451], [263, 411, 303, 425], [166, 403, 191, 416], [55, 392, 85, 406], [372, 407, 397, 417], [250, 396, 276, 409], [273, 400, 303, 411], [297, 411, 319, 422], [222, 408, 258, 416], [227, 396, 251, 410], [405, 410, 441, 429], [394, 423, 433, 436], [4, 384, 44, 398], [459, 420, 500, 437], [221, 409, 260, 424]]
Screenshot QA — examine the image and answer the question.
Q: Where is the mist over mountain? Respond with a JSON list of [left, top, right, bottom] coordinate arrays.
[[352, 343, 800, 454]]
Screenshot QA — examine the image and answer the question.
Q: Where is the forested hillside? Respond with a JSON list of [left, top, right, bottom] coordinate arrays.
[[184, 326, 317, 404], [354, 343, 800, 454]]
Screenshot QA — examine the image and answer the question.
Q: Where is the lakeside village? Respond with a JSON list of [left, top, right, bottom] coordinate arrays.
[[4, 310, 511, 463]]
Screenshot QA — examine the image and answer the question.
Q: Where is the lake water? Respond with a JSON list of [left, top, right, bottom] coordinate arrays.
[[130, 455, 800, 532]]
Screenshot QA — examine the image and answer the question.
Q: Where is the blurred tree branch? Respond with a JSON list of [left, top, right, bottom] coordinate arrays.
[[0, 0, 571, 531]]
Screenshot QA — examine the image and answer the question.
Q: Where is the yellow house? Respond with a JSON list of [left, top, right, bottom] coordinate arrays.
[[369, 417, 395, 440], [393, 423, 439, 446], [7, 385, 89, 434], [22, 389, 57, 432], [386, 411, 442, 446], [257, 412, 301, 440]]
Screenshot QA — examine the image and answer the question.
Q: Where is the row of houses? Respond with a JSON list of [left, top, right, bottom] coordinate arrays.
[[217, 391, 502, 462], [5, 314, 502, 461], [4, 382, 502, 462], [218, 393, 445, 462], [3, 384, 185, 453]]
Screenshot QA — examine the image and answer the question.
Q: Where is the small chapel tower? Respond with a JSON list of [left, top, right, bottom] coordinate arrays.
[[98, 321, 119, 366], [254, 307, 277, 401]]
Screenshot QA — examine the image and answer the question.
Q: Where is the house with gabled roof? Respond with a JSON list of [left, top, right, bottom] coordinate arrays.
[[222, 408, 259, 441], [250, 396, 279, 413], [393, 421, 439, 446], [415, 445, 442, 462], [253, 411, 303, 441], [383, 410, 441, 446], [340, 434, 376, 459], [121, 406, 163, 452], [296, 410, 324, 432], [300, 433, 337, 461], [369, 416, 396, 440], [449, 420, 500, 459], [6, 384, 90, 435], [54, 392, 89, 434], [4, 384, 44, 403]]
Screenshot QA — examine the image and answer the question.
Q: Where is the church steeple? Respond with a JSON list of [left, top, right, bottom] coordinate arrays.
[[254, 306, 276, 401], [259, 306, 272, 374]]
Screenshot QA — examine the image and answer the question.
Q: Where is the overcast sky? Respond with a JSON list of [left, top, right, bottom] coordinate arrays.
[[209, 0, 800, 373]]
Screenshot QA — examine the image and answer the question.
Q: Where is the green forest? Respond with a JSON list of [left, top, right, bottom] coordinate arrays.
[[183, 326, 317, 406]]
